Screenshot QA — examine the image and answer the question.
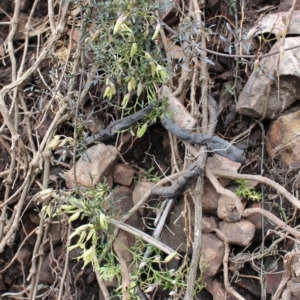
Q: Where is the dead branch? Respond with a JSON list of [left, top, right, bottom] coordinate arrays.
[[151, 162, 203, 197], [210, 170, 300, 211], [161, 116, 245, 163]]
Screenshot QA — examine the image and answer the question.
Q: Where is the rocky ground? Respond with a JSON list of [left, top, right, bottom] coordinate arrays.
[[1, 0, 300, 299]]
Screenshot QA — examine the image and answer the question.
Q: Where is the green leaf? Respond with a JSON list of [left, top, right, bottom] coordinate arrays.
[[137, 123, 147, 138]]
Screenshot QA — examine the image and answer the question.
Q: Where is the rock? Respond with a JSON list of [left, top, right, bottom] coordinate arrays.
[[65, 144, 119, 189], [0, 0, 10, 14], [202, 180, 221, 215], [236, 37, 300, 119], [161, 85, 197, 130], [21, 220, 37, 247], [234, 269, 261, 297], [218, 219, 255, 246], [217, 194, 241, 222], [204, 276, 258, 300], [203, 276, 239, 300], [11, 0, 34, 12], [265, 257, 284, 295], [277, 0, 300, 12], [111, 187, 143, 266], [158, 0, 180, 26], [0, 274, 5, 290], [165, 38, 185, 60], [132, 180, 155, 216], [161, 199, 191, 253], [202, 215, 218, 233], [3, 267, 15, 285], [6, 12, 40, 40], [29, 212, 40, 225], [290, 253, 300, 282], [41, 246, 62, 285], [44, 222, 63, 251], [6, 286, 26, 300], [201, 233, 225, 277], [207, 0, 221, 9], [16, 245, 32, 267], [113, 163, 135, 186], [161, 203, 221, 271], [266, 110, 300, 167], [195, 288, 214, 300], [85, 114, 103, 134], [257, 10, 300, 36], [110, 186, 140, 219], [277, 254, 300, 299], [244, 202, 276, 239], [282, 281, 300, 300], [39, 252, 57, 285], [203, 155, 243, 219], [112, 187, 142, 288], [85, 271, 96, 284], [207, 154, 241, 186]]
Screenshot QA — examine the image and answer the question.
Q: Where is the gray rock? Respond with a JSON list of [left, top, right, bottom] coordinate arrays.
[[218, 219, 255, 246], [65, 144, 119, 189], [236, 37, 300, 119], [266, 110, 300, 167]]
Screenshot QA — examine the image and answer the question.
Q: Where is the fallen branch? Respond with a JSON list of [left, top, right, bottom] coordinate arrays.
[[210, 170, 300, 211], [161, 116, 245, 163], [241, 208, 300, 239], [205, 166, 244, 215], [86, 102, 156, 144], [151, 162, 203, 197], [110, 219, 180, 257]]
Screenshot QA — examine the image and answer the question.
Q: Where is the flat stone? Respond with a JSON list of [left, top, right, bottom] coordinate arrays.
[[113, 163, 135, 186], [218, 219, 255, 246], [217, 194, 241, 222], [257, 10, 300, 36], [203, 277, 239, 300], [202, 215, 218, 233], [44, 223, 63, 251], [236, 37, 300, 119], [132, 180, 155, 216], [277, 0, 300, 12], [0, 0, 10, 13], [65, 144, 119, 189], [201, 233, 225, 277], [39, 246, 61, 285], [265, 257, 284, 295], [291, 253, 300, 282], [16, 245, 33, 267], [160, 199, 191, 253], [266, 110, 300, 167], [110, 187, 142, 266], [204, 276, 257, 300], [161, 85, 197, 130], [11, 0, 33, 12], [158, 0, 180, 26], [21, 219, 37, 247], [165, 38, 185, 60], [244, 202, 276, 239], [0, 274, 5, 290], [202, 180, 220, 215], [29, 212, 40, 225], [234, 270, 261, 297], [281, 281, 300, 299], [207, 154, 241, 186], [195, 288, 214, 300]]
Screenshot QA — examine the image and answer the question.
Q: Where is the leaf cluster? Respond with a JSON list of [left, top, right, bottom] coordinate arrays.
[[84, 0, 168, 110], [235, 179, 262, 201]]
